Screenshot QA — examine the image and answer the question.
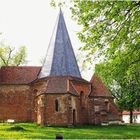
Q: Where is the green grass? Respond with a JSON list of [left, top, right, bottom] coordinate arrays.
[[0, 123, 140, 139]]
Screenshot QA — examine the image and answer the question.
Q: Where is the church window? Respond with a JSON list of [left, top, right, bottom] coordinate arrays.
[[105, 99, 109, 111], [105, 99, 109, 103], [80, 91, 83, 100], [107, 102, 110, 111], [95, 106, 100, 112], [80, 91, 83, 98], [55, 99, 59, 112], [80, 91, 83, 107]]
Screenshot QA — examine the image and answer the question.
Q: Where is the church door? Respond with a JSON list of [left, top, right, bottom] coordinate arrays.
[[73, 109, 76, 125]]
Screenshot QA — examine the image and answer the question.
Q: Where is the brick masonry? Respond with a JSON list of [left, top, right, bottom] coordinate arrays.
[[0, 85, 33, 122], [0, 67, 121, 125]]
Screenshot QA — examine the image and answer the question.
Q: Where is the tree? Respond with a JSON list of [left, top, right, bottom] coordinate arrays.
[[71, 1, 140, 60], [95, 47, 140, 123], [51, 1, 140, 122], [0, 42, 27, 66]]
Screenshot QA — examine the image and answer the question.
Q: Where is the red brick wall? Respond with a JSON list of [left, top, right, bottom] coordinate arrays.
[[72, 81, 91, 95], [74, 96, 89, 125], [108, 99, 121, 121], [36, 94, 71, 126], [33, 78, 91, 126], [71, 82, 90, 124], [0, 77, 120, 125], [88, 97, 120, 124], [36, 93, 89, 126], [0, 85, 33, 122]]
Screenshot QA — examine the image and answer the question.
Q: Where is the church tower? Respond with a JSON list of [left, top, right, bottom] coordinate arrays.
[[34, 9, 91, 126], [33, 9, 120, 126], [38, 9, 81, 78]]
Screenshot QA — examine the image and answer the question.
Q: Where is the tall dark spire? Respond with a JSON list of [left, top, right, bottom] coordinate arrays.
[[38, 9, 81, 78]]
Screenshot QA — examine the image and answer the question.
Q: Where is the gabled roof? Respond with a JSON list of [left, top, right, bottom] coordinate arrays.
[[0, 66, 41, 84], [38, 9, 81, 79], [90, 74, 112, 97]]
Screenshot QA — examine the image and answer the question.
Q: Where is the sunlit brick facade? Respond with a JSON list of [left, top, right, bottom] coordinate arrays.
[[0, 9, 120, 126]]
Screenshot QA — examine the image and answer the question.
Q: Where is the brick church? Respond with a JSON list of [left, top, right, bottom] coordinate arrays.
[[0, 9, 120, 126]]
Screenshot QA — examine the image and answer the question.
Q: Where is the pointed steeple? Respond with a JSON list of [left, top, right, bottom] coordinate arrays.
[[38, 9, 81, 78]]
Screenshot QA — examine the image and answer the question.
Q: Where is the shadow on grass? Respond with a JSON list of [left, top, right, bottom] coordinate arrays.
[[7, 125, 28, 132]]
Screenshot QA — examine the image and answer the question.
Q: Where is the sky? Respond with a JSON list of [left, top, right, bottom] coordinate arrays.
[[0, 0, 94, 80]]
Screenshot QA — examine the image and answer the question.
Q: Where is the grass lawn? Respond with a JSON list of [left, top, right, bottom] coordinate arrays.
[[0, 123, 140, 139]]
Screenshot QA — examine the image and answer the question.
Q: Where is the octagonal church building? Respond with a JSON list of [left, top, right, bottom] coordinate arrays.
[[0, 9, 120, 126]]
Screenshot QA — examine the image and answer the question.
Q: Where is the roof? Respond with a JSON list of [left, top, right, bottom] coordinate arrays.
[[122, 110, 140, 115], [90, 74, 112, 97], [38, 9, 81, 79], [36, 76, 90, 96], [45, 77, 68, 94], [0, 66, 41, 84]]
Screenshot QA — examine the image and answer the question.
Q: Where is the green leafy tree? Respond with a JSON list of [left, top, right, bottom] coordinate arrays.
[[0, 42, 27, 66], [51, 1, 140, 122], [95, 47, 140, 123], [71, 1, 140, 60]]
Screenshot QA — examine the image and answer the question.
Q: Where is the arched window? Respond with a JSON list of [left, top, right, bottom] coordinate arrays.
[[105, 99, 109, 112], [80, 91, 83, 106], [80, 91, 83, 98], [55, 99, 59, 112]]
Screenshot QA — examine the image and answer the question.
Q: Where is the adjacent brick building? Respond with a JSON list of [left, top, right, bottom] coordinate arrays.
[[0, 9, 120, 126]]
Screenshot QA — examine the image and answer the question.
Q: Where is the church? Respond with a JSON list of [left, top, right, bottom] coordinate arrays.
[[0, 10, 120, 126]]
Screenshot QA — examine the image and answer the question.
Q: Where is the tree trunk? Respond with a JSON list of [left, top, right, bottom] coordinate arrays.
[[130, 110, 133, 124]]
